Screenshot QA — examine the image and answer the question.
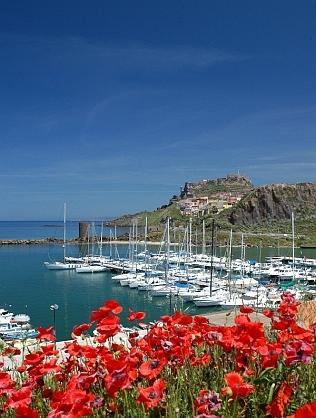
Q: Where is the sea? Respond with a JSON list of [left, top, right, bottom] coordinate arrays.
[[1, 221, 316, 341]]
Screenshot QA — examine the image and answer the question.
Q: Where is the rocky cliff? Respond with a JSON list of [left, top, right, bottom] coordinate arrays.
[[225, 183, 316, 226]]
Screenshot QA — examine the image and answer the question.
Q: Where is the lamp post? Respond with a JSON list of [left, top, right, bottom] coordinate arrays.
[[50, 304, 59, 343]]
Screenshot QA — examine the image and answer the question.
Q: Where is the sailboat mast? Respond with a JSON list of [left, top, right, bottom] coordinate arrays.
[[164, 218, 170, 283], [144, 216, 148, 271], [87, 224, 90, 260], [100, 221, 103, 257], [195, 228, 198, 255], [186, 225, 189, 256], [144, 217, 148, 255], [292, 211, 295, 281], [109, 230, 113, 260], [166, 217, 172, 314], [228, 229, 233, 297], [135, 219, 138, 272], [189, 217, 192, 256], [167, 217, 170, 270], [202, 219, 206, 255], [130, 226, 134, 267], [209, 218, 215, 297], [63, 202, 66, 262], [241, 233, 244, 276]]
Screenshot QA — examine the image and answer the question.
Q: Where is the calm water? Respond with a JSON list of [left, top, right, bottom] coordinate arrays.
[[1, 223, 316, 341], [0, 243, 197, 341], [0, 221, 129, 240]]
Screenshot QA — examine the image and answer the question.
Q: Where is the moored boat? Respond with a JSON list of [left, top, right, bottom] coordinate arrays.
[[0, 308, 37, 341]]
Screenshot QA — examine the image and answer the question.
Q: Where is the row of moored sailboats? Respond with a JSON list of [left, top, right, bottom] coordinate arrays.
[[44, 211, 316, 309]]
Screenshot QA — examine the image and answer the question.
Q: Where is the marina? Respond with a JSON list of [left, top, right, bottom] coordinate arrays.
[[1, 219, 316, 342]]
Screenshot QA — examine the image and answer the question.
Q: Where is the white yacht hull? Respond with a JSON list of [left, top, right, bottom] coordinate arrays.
[[44, 262, 79, 270], [193, 298, 224, 307], [76, 265, 107, 273]]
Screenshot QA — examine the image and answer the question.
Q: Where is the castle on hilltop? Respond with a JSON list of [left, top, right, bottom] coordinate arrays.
[[172, 173, 253, 217]]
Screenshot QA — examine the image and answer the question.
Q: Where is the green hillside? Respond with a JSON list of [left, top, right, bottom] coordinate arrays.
[[110, 176, 316, 247]]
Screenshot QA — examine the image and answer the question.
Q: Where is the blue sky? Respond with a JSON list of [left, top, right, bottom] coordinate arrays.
[[1, 1, 316, 220]]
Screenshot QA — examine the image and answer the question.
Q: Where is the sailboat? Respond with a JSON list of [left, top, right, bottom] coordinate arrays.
[[44, 203, 81, 270], [76, 223, 107, 273], [193, 219, 228, 307]]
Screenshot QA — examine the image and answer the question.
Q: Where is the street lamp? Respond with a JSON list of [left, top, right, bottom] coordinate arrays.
[[50, 304, 59, 343]]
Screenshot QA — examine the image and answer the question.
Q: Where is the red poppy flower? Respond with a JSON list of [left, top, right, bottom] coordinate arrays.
[[285, 340, 313, 365], [128, 310, 146, 321], [37, 326, 56, 341], [240, 305, 254, 314], [266, 381, 293, 418], [24, 352, 44, 366], [277, 294, 299, 317], [2, 347, 21, 356], [49, 388, 95, 417], [12, 405, 39, 418], [261, 353, 280, 369], [172, 311, 193, 325], [289, 402, 316, 418], [96, 314, 120, 339], [90, 300, 122, 323], [105, 299, 123, 314], [223, 372, 254, 398], [263, 308, 274, 318], [290, 322, 314, 343], [90, 308, 109, 323], [137, 378, 166, 410], [139, 358, 167, 379], [234, 314, 251, 325], [110, 342, 126, 353], [193, 315, 209, 325], [72, 323, 91, 336], [39, 359, 61, 375], [6, 386, 33, 409], [0, 372, 14, 393], [191, 353, 212, 367], [76, 372, 97, 391], [41, 344, 58, 357], [104, 359, 137, 397], [64, 341, 84, 357], [194, 389, 222, 415]]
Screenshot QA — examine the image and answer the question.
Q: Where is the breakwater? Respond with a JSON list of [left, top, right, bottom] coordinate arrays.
[[0, 237, 148, 246], [0, 238, 64, 246]]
